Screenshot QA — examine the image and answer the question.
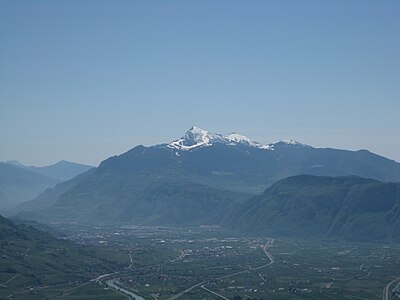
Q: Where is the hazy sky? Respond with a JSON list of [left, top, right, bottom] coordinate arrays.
[[1, 0, 399, 166]]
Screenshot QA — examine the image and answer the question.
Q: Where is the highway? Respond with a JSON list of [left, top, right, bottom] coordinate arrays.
[[201, 285, 230, 300], [5, 274, 20, 284], [383, 277, 400, 300], [166, 281, 206, 300], [167, 238, 275, 300], [254, 239, 275, 270]]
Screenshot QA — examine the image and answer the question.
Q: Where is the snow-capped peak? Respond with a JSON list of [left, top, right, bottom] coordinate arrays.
[[271, 139, 307, 147], [167, 127, 272, 151], [281, 139, 301, 145], [168, 126, 225, 150], [184, 126, 222, 145], [225, 133, 272, 150], [225, 133, 252, 143]]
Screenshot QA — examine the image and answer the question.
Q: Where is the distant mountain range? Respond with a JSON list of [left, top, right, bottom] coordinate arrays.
[[0, 160, 93, 212], [14, 127, 400, 242], [0, 163, 59, 211], [4, 160, 93, 181]]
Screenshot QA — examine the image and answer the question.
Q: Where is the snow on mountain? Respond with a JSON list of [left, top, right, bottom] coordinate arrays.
[[225, 133, 273, 150], [167, 126, 225, 150], [270, 139, 309, 147], [166, 126, 301, 151]]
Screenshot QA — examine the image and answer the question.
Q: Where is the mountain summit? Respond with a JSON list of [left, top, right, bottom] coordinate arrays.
[[166, 126, 302, 151], [167, 126, 226, 150]]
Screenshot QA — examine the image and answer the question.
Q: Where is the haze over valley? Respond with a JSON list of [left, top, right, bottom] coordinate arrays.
[[1, 1, 399, 299], [2, 126, 400, 299]]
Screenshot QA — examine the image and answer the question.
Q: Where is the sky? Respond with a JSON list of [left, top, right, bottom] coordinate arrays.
[[1, 0, 399, 166]]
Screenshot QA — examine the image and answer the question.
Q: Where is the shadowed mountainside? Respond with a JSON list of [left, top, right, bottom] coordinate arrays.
[[225, 175, 400, 241]]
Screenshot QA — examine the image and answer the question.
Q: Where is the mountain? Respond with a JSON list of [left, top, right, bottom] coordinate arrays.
[[10, 216, 66, 237], [26, 160, 94, 181], [15, 126, 400, 224], [18, 177, 245, 225], [0, 214, 127, 298], [4, 160, 26, 168], [0, 163, 59, 212], [0, 160, 92, 212], [5, 160, 94, 181], [14, 169, 95, 214], [167, 126, 273, 151], [225, 175, 400, 241]]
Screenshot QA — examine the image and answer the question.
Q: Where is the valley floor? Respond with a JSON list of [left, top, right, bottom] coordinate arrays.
[[2, 223, 399, 300]]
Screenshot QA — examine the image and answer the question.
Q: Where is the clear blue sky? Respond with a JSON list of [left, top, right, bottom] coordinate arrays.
[[1, 0, 399, 166]]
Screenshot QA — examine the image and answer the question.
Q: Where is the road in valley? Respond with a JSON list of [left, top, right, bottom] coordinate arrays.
[[383, 277, 400, 300], [168, 238, 275, 300], [201, 285, 230, 300], [254, 239, 275, 270], [166, 281, 206, 300]]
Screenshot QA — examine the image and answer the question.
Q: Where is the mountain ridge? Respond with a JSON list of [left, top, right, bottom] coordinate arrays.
[[0, 163, 59, 212], [13, 127, 400, 234], [225, 174, 400, 241], [164, 126, 307, 151], [0, 214, 127, 297], [3, 160, 94, 181]]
